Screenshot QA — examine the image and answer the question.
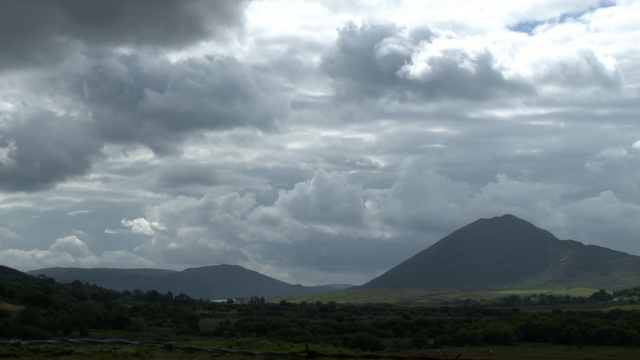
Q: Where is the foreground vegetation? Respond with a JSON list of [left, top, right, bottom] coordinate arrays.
[[4, 341, 640, 360], [2, 265, 640, 359]]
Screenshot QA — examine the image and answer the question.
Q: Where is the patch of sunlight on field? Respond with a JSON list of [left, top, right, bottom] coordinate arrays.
[[274, 287, 606, 304], [601, 304, 640, 311], [493, 287, 599, 297]]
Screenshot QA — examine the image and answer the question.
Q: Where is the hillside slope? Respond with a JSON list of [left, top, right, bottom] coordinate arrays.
[[145, 264, 319, 299], [362, 214, 640, 290]]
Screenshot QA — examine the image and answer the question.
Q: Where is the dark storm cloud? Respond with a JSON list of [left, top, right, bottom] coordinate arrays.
[[79, 54, 288, 154], [0, 0, 249, 68], [0, 51, 289, 190], [322, 22, 533, 103], [322, 22, 413, 99], [0, 107, 101, 192]]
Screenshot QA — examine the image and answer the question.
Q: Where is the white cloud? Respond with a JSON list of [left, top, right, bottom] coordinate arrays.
[[0, 236, 98, 270], [120, 217, 167, 236], [0, 235, 153, 271]]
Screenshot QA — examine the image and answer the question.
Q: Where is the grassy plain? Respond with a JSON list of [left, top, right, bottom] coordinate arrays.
[[275, 287, 601, 304]]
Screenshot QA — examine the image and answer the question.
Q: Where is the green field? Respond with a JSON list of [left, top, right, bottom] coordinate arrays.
[[275, 287, 602, 304]]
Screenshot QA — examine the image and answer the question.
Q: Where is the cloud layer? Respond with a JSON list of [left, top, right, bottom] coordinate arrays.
[[1, 0, 639, 285]]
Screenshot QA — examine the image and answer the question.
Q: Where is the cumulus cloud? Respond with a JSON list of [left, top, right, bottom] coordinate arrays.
[[322, 20, 627, 107], [399, 39, 533, 100], [522, 45, 624, 93], [275, 169, 366, 226], [0, 236, 98, 269], [0, 235, 153, 270], [106, 217, 167, 236], [131, 193, 258, 267], [322, 22, 533, 103]]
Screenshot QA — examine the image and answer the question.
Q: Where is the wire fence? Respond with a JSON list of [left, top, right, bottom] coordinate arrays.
[[0, 338, 463, 360]]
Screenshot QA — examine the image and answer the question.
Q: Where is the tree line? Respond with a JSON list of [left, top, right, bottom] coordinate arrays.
[[1, 266, 639, 350]]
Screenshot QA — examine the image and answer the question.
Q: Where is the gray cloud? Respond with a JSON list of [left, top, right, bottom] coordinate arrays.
[[0, 106, 102, 191], [256, 233, 419, 285], [400, 49, 534, 100], [1, 1, 639, 287], [80, 54, 289, 154], [0, 0, 249, 68], [322, 22, 412, 99], [157, 161, 219, 189], [322, 22, 533, 104], [0, 51, 290, 190], [274, 169, 366, 226]]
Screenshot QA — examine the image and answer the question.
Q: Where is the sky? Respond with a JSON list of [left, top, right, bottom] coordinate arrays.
[[1, 0, 640, 286]]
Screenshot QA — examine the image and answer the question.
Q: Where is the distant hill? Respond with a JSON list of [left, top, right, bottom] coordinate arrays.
[[28, 264, 336, 299], [362, 214, 640, 290], [27, 267, 177, 291]]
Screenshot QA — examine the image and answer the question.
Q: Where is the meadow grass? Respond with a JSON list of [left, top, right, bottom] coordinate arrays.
[[273, 287, 602, 304]]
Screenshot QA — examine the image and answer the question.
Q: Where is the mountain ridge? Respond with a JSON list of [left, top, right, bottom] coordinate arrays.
[[28, 264, 340, 299], [26, 214, 640, 296], [361, 214, 640, 290]]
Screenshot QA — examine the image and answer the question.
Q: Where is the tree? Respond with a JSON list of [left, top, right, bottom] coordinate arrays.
[[590, 289, 613, 302], [349, 332, 385, 351]]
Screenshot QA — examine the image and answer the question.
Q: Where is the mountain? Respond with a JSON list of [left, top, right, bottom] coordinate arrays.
[[28, 264, 336, 299], [362, 214, 640, 290], [146, 264, 332, 299]]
